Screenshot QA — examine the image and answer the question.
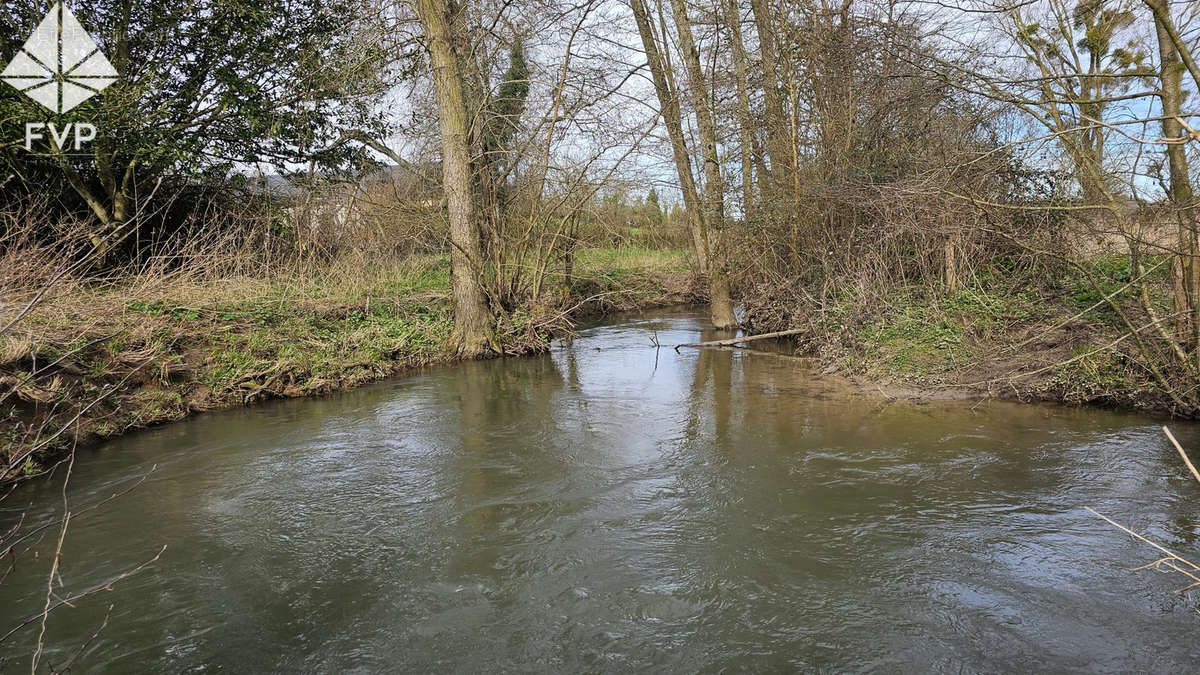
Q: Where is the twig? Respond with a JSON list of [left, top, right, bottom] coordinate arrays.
[[0, 545, 167, 648], [1, 465, 157, 558], [1163, 426, 1200, 485], [31, 443, 76, 674], [56, 604, 113, 673], [1086, 507, 1200, 592]]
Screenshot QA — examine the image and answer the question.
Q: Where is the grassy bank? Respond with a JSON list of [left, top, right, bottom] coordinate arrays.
[[1, 248, 695, 474], [8, 242, 1172, 474], [780, 255, 1172, 412]]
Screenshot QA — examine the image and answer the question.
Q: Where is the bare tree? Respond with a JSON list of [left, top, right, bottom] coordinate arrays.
[[749, 0, 793, 196], [723, 0, 756, 212], [631, 0, 738, 328], [1147, 0, 1199, 360], [630, 0, 713, 275], [413, 0, 495, 357], [667, 0, 738, 328]]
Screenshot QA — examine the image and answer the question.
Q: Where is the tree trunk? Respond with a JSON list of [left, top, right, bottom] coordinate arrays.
[[723, 0, 754, 213], [1150, 0, 1199, 361], [629, 0, 709, 274], [749, 0, 790, 197], [1142, 0, 1200, 93], [668, 0, 738, 329], [416, 0, 493, 358], [944, 235, 958, 295]]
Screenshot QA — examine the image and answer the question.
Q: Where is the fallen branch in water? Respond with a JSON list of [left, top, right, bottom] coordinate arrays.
[[1086, 431, 1200, 615], [1086, 507, 1200, 600], [1163, 426, 1200, 485], [674, 328, 805, 352], [695, 345, 817, 362]]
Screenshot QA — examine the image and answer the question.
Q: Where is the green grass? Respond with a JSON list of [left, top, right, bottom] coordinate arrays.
[[3, 247, 693, 468], [1055, 255, 1173, 327], [568, 248, 693, 311], [855, 294, 966, 376], [1051, 344, 1130, 401], [793, 254, 1169, 409], [831, 277, 1054, 380]]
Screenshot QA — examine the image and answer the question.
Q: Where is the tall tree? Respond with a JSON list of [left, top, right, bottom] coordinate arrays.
[[1146, 0, 1199, 359], [2, 0, 382, 254], [749, 0, 791, 197], [723, 0, 755, 212], [414, 0, 494, 357], [630, 0, 710, 273], [667, 0, 737, 328], [1006, 0, 1146, 204], [1140, 0, 1200, 92], [476, 38, 531, 283]]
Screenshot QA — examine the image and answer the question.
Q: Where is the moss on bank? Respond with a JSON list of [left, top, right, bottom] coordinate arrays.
[[1, 248, 696, 474]]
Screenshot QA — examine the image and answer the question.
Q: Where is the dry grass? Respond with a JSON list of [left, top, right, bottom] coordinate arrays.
[[0, 196, 693, 474]]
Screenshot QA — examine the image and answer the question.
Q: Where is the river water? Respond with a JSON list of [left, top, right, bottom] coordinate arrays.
[[3, 308, 1199, 672]]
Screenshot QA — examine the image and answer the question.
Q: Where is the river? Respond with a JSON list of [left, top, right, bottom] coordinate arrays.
[[2, 307, 1199, 672]]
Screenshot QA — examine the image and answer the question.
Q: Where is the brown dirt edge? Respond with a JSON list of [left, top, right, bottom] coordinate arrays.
[[734, 316, 1170, 416], [828, 342, 1166, 416]]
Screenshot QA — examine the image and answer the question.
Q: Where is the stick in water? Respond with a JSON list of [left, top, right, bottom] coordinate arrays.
[[1163, 426, 1200, 485], [675, 328, 805, 351]]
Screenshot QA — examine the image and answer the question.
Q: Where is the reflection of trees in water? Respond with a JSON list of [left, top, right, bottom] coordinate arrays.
[[439, 321, 1174, 608], [684, 341, 1086, 509], [686, 329, 736, 446], [674, 342, 1106, 638], [445, 356, 567, 576]]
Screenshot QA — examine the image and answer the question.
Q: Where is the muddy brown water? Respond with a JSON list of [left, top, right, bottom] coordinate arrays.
[[3, 308, 1200, 672]]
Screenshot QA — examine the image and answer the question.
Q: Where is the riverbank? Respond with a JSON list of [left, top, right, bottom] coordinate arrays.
[[746, 255, 1173, 414], [1, 248, 697, 474], [7, 246, 1179, 475]]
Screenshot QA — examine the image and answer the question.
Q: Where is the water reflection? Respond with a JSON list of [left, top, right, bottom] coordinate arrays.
[[2, 308, 1199, 672]]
